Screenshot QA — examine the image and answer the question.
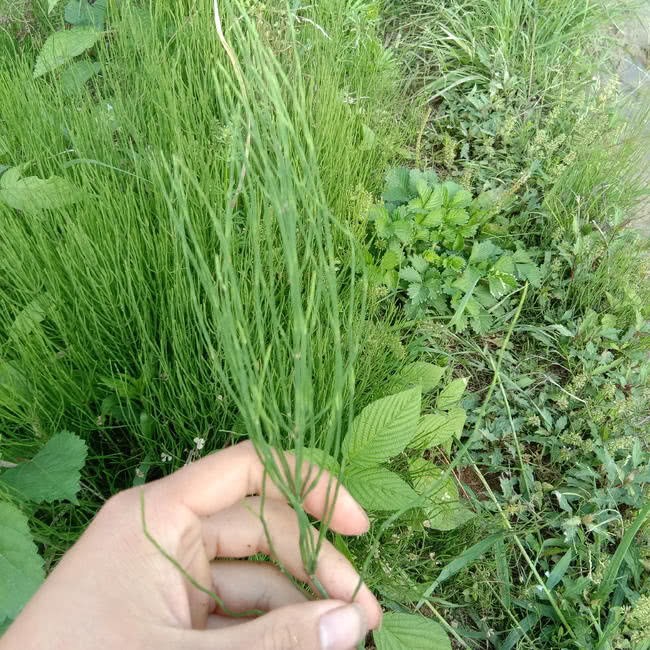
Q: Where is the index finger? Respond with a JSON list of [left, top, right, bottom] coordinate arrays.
[[146, 441, 369, 536]]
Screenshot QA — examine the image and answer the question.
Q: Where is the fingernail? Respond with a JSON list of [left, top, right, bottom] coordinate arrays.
[[319, 604, 367, 650]]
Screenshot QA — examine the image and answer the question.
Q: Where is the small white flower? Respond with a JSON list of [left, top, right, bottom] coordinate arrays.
[[161, 453, 172, 462], [193, 437, 206, 451], [423, 519, 431, 529]]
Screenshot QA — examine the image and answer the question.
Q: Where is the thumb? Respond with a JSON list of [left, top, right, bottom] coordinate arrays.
[[179, 600, 369, 650]]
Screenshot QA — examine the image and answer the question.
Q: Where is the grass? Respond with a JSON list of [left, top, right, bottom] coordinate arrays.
[[0, 0, 411, 568], [2, 0, 650, 647]]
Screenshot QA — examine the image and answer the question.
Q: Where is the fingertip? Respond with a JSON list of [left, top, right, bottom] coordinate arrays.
[[355, 584, 383, 630], [328, 489, 370, 536]]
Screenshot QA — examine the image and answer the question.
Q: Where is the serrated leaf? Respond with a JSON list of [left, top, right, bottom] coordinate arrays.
[[409, 254, 429, 275], [411, 459, 475, 531], [515, 261, 542, 287], [0, 166, 81, 212], [488, 270, 517, 299], [392, 220, 412, 243], [422, 206, 445, 227], [0, 503, 44, 623], [1, 431, 87, 504], [374, 613, 451, 650], [469, 240, 501, 264], [411, 407, 466, 450], [407, 283, 428, 305], [450, 188, 472, 208], [342, 388, 421, 466], [435, 378, 467, 410], [391, 362, 445, 393], [380, 249, 400, 272], [345, 466, 419, 511], [408, 169, 438, 196], [399, 266, 421, 284], [492, 254, 515, 276], [452, 264, 482, 294], [34, 27, 101, 78], [383, 167, 412, 204], [445, 207, 469, 225], [61, 60, 101, 94]]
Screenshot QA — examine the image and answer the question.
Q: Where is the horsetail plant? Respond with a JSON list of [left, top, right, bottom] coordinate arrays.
[[157, 0, 365, 594]]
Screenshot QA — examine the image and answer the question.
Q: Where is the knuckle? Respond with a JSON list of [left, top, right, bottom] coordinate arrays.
[[101, 489, 134, 515], [96, 489, 137, 526], [263, 621, 303, 650]]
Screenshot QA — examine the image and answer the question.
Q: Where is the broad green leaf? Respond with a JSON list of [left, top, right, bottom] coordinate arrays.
[[445, 207, 469, 225], [411, 407, 466, 450], [410, 459, 474, 531], [469, 240, 501, 264], [1, 431, 87, 504], [373, 208, 392, 238], [453, 264, 482, 294], [513, 249, 542, 287], [61, 60, 101, 94], [345, 466, 419, 512], [383, 167, 412, 204], [298, 448, 341, 475], [392, 220, 412, 243], [34, 27, 101, 78], [399, 266, 421, 284], [488, 270, 517, 299], [342, 388, 421, 466], [391, 362, 445, 394], [64, 0, 107, 28], [435, 378, 467, 410], [450, 188, 472, 208], [48, 0, 63, 12], [410, 254, 429, 275], [0, 166, 81, 212], [379, 249, 400, 271], [0, 503, 44, 623], [422, 206, 444, 227], [408, 169, 438, 196], [374, 613, 451, 650], [407, 283, 428, 305]]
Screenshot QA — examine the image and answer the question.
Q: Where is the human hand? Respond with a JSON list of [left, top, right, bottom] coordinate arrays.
[[1, 441, 381, 650]]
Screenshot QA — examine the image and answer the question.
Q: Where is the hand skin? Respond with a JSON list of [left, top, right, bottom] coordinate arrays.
[[1, 441, 382, 650]]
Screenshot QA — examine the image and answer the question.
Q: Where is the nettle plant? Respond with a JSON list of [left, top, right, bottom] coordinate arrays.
[[308, 361, 473, 529], [365, 168, 540, 332], [31, 0, 108, 91], [305, 361, 472, 649], [0, 432, 87, 632]]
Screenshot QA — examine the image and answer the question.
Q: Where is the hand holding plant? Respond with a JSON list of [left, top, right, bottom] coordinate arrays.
[[0, 441, 381, 650]]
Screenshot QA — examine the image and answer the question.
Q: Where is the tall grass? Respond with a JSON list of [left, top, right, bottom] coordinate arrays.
[[0, 0, 409, 564], [0, 0, 404, 454], [386, 0, 634, 101]]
